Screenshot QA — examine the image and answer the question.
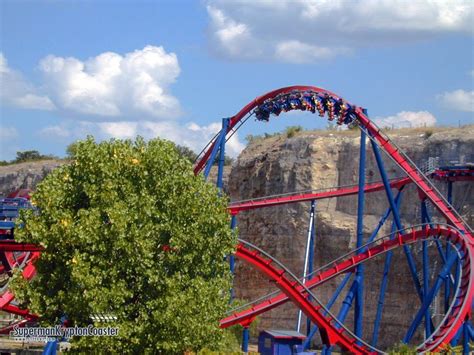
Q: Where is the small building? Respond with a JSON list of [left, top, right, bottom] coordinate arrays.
[[258, 329, 306, 355]]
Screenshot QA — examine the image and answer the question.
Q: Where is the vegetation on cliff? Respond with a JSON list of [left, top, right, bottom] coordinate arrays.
[[0, 150, 59, 166]]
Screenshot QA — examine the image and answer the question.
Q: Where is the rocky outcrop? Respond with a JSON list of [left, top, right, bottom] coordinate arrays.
[[228, 126, 473, 350], [0, 160, 64, 198]]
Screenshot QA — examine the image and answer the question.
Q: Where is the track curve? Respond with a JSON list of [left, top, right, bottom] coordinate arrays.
[[194, 85, 474, 352], [236, 239, 372, 354], [223, 225, 472, 352], [0, 245, 40, 333]]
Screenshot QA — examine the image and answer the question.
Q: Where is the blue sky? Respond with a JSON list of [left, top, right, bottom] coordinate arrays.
[[1, 0, 473, 161]]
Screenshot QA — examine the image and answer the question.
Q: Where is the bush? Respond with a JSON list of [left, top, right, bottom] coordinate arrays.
[[175, 144, 198, 162], [387, 342, 417, 354], [285, 125, 303, 138], [13, 136, 236, 353], [0, 150, 58, 166], [14, 150, 57, 163]]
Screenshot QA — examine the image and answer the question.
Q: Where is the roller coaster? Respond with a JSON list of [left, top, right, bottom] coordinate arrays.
[[0, 85, 473, 354]]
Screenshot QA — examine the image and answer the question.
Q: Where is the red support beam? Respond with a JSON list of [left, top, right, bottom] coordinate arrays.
[[228, 177, 411, 214]]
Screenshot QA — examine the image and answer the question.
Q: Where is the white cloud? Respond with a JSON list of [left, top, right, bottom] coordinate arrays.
[[38, 120, 245, 158], [206, 0, 473, 63], [0, 53, 55, 110], [374, 111, 437, 128], [0, 126, 18, 140], [11, 94, 56, 111], [437, 89, 474, 112], [98, 122, 138, 139], [39, 46, 181, 118], [138, 120, 245, 157], [274, 40, 350, 64], [206, 5, 262, 59], [38, 125, 71, 138], [1, 46, 181, 119]]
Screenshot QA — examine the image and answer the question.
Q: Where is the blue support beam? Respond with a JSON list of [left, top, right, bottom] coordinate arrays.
[[303, 191, 403, 353], [445, 244, 451, 312], [369, 139, 402, 229], [217, 118, 229, 192], [204, 119, 228, 180], [447, 181, 453, 205], [462, 320, 470, 354], [42, 340, 57, 355], [421, 201, 433, 339], [403, 251, 459, 343], [445, 180, 453, 312], [336, 276, 360, 326], [468, 321, 474, 340], [322, 347, 332, 355], [370, 139, 425, 301], [421, 199, 434, 339], [446, 180, 463, 322], [371, 192, 403, 346], [452, 319, 474, 354], [302, 272, 353, 350], [422, 240, 432, 338], [355, 128, 367, 340], [230, 215, 237, 300], [242, 326, 249, 353], [421, 200, 457, 284], [444, 181, 454, 313], [451, 325, 462, 346]]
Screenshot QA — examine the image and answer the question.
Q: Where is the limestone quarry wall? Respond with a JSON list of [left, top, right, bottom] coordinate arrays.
[[0, 160, 64, 198], [228, 126, 473, 350]]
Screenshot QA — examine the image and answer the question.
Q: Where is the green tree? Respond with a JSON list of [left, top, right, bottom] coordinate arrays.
[[175, 144, 198, 163], [175, 144, 234, 166], [13, 137, 236, 353], [13, 150, 56, 163]]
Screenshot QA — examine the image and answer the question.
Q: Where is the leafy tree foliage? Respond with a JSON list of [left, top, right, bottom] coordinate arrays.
[[285, 125, 303, 138], [174, 144, 234, 166], [13, 137, 236, 353], [14, 150, 57, 163], [175, 144, 198, 163]]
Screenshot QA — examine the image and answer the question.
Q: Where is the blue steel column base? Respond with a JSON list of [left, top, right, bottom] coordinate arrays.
[[242, 327, 249, 353], [42, 340, 57, 355], [462, 319, 472, 355]]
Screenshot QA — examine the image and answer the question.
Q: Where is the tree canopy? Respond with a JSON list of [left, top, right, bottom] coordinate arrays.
[[13, 137, 236, 353]]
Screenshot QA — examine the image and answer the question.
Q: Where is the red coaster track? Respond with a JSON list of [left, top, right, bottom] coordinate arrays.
[[194, 85, 473, 353], [0, 85, 471, 353]]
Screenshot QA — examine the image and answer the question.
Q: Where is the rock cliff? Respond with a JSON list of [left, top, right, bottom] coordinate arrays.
[[228, 125, 473, 350], [0, 160, 64, 198]]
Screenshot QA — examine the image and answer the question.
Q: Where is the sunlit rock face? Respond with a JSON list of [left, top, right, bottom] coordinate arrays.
[[0, 160, 63, 198], [227, 126, 473, 350]]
